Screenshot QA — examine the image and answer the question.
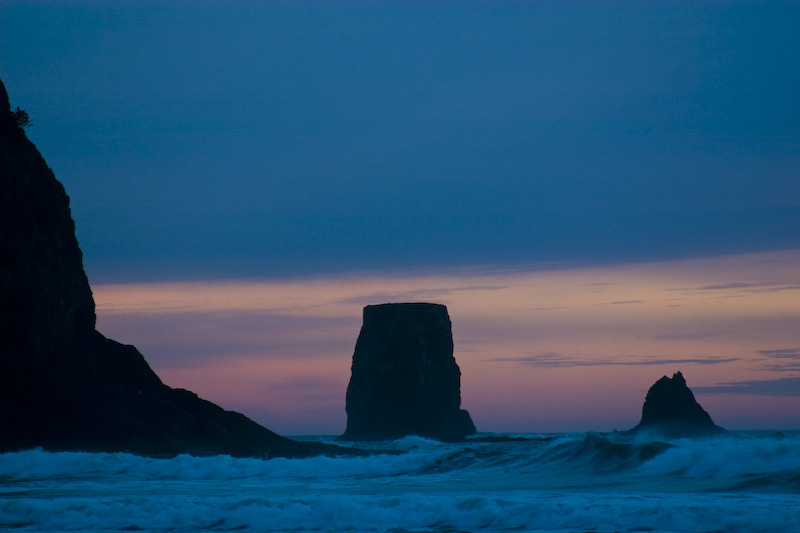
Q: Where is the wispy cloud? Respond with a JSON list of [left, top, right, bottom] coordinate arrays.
[[694, 377, 800, 397], [758, 348, 800, 359], [699, 281, 784, 291], [332, 284, 511, 307], [755, 348, 800, 372], [650, 332, 729, 341], [670, 281, 800, 294], [488, 352, 738, 368]]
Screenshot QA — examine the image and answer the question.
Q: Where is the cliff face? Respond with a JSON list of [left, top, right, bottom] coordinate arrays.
[[340, 303, 476, 442], [631, 372, 724, 438], [0, 78, 336, 457], [1, 83, 95, 375], [1, 79, 99, 447]]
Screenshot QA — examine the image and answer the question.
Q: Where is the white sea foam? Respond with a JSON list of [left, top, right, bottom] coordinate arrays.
[[2, 432, 799, 532], [636, 432, 800, 481]]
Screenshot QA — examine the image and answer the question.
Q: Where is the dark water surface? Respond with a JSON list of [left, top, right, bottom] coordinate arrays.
[[2, 431, 799, 532]]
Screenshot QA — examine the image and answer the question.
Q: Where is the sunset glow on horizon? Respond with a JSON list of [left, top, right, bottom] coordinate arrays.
[[93, 249, 800, 435], [6, 1, 797, 437]]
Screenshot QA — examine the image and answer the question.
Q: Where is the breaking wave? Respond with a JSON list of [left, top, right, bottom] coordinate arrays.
[[1, 431, 799, 532]]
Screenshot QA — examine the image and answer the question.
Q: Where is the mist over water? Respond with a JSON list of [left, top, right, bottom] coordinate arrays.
[[2, 431, 799, 532]]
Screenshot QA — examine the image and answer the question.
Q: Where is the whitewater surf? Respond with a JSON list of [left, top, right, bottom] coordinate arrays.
[[2, 431, 799, 532]]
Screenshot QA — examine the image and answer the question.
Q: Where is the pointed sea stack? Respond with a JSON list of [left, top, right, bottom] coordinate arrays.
[[0, 77, 344, 458], [631, 371, 724, 437], [339, 303, 476, 442]]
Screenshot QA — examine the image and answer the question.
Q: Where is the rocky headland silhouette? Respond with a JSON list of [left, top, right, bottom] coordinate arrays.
[[0, 78, 350, 458], [339, 303, 476, 441], [629, 371, 724, 437]]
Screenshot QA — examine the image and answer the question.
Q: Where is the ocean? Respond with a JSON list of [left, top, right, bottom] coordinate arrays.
[[2, 431, 799, 532]]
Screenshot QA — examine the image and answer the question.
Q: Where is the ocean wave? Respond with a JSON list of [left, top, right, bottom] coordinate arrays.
[[2, 482, 797, 532], [635, 431, 800, 489], [0, 445, 440, 484], [3, 431, 799, 486], [2, 431, 799, 532]]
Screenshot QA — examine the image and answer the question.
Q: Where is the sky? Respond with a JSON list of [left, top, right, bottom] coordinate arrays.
[[1, 2, 799, 434]]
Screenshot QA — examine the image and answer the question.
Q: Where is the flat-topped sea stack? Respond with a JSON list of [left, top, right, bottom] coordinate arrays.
[[339, 303, 476, 442], [0, 77, 346, 458], [631, 371, 724, 438]]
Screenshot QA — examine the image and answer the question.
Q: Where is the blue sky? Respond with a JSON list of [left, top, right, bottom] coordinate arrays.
[[2, 1, 798, 282], [2, 2, 799, 432]]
